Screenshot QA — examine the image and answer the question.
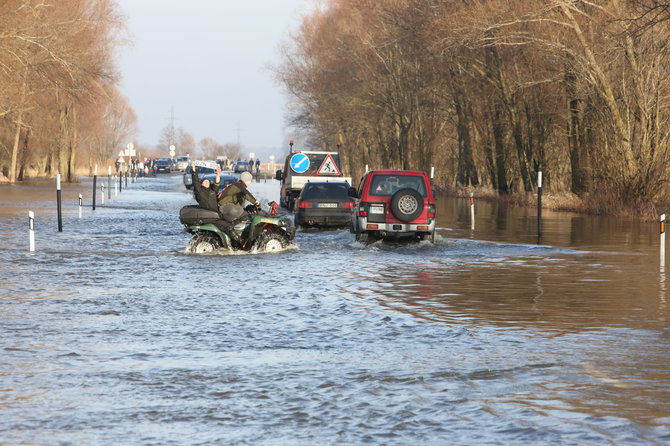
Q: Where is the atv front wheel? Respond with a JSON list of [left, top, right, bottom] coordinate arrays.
[[255, 232, 289, 253], [188, 232, 222, 254]]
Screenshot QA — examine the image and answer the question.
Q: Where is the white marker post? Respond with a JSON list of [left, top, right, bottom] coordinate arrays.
[[101, 184, 105, 205], [470, 192, 475, 230], [78, 194, 83, 219], [28, 211, 35, 252], [661, 214, 666, 269]]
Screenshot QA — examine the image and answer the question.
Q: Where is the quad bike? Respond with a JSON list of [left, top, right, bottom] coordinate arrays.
[[180, 201, 295, 254]]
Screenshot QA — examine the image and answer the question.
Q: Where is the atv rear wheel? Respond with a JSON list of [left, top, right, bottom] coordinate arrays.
[[188, 232, 222, 254], [255, 232, 289, 253]]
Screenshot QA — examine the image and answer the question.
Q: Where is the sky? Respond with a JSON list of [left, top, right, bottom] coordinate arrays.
[[115, 0, 314, 161]]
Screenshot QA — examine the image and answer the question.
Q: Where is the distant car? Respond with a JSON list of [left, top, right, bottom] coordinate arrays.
[[234, 161, 251, 173], [209, 174, 237, 193], [175, 156, 190, 171], [183, 163, 236, 191], [183, 164, 216, 189], [154, 158, 173, 173], [352, 170, 436, 243], [295, 181, 355, 228]]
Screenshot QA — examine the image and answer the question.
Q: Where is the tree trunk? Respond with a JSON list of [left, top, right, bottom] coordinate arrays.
[[9, 76, 27, 183], [67, 106, 78, 182], [17, 128, 31, 181], [454, 88, 479, 186], [565, 67, 589, 194], [492, 101, 508, 193], [559, 2, 635, 179], [57, 105, 69, 176]]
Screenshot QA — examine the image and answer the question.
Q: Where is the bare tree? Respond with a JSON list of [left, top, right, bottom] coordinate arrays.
[[0, 0, 128, 182]]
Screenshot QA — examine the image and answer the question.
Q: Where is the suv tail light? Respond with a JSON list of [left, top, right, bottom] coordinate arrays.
[[340, 201, 354, 209], [359, 202, 369, 216], [428, 204, 436, 218], [298, 201, 313, 209]]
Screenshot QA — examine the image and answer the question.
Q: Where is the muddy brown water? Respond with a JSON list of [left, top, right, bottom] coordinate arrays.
[[1, 175, 668, 445]]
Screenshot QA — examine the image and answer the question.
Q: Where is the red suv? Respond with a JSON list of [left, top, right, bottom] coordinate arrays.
[[351, 170, 436, 243]]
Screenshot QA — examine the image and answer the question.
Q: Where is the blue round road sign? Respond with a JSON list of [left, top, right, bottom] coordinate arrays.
[[290, 153, 310, 174]]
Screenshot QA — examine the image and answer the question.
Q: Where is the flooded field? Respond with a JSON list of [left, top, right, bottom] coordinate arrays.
[[1, 174, 669, 445]]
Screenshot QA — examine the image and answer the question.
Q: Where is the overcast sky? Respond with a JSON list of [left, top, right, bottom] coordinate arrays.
[[115, 0, 313, 160]]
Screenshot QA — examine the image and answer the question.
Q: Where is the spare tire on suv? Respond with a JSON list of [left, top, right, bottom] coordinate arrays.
[[390, 188, 424, 222]]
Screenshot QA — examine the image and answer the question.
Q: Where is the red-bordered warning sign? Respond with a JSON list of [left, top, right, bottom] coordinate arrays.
[[316, 154, 341, 175]]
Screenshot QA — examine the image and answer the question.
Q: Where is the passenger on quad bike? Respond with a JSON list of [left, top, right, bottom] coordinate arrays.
[[191, 161, 220, 211], [216, 171, 258, 244]]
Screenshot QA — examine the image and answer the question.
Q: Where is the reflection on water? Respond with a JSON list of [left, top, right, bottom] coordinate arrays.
[[1, 175, 669, 445]]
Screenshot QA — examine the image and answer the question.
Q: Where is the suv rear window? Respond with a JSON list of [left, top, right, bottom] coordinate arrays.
[[302, 183, 350, 199], [368, 174, 427, 197]]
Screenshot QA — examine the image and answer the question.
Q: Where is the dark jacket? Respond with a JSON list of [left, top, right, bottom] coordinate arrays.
[[192, 170, 220, 211], [217, 180, 257, 208]]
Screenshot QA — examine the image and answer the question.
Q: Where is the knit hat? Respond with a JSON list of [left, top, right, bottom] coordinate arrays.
[[240, 171, 253, 186]]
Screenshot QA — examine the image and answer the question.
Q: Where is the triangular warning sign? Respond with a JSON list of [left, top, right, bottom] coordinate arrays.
[[316, 154, 341, 175]]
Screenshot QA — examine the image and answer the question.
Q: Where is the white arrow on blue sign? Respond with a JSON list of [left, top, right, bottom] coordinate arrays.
[[290, 153, 310, 173]]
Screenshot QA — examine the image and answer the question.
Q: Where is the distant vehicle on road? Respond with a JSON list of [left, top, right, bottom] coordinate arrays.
[[351, 170, 436, 243], [276, 142, 350, 211], [154, 158, 174, 173], [234, 161, 251, 173], [208, 174, 237, 193], [295, 181, 355, 229], [175, 156, 190, 171], [183, 162, 219, 189]]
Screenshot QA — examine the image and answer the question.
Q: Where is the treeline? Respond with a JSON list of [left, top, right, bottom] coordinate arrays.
[[278, 0, 670, 213], [0, 0, 135, 183]]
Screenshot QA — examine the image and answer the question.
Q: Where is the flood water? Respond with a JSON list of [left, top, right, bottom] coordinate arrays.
[[1, 174, 669, 445]]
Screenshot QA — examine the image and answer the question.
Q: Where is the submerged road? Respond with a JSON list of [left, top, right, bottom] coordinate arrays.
[[1, 174, 669, 445]]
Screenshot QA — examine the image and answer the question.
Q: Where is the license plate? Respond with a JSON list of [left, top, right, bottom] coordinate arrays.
[[369, 206, 384, 214], [318, 203, 338, 208]]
